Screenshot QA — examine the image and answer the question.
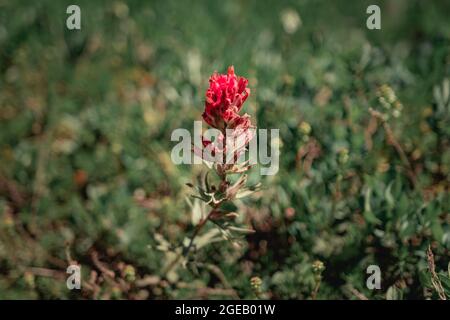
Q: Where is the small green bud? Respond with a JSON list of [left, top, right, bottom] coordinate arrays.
[[24, 271, 35, 288], [250, 276, 262, 297], [111, 286, 122, 299], [312, 260, 325, 274], [299, 121, 312, 136], [124, 264, 136, 282], [338, 148, 349, 165]]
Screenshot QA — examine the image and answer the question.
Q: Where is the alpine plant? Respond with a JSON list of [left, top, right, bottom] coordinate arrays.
[[165, 66, 260, 276]]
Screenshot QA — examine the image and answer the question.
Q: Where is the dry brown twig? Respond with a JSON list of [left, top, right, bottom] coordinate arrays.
[[426, 245, 447, 300], [90, 251, 115, 278], [347, 285, 369, 300], [28, 267, 66, 280], [135, 275, 161, 288], [196, 262, 239, 299], [0, 174, 26, 210], [368, 108, 417, 187], [296, 138, 321, 175]]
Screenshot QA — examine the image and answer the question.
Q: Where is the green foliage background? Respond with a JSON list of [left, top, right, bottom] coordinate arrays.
[[0, 0, 449, 299]]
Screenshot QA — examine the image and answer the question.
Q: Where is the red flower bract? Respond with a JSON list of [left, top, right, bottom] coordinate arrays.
[[202, 66, 251, 130]]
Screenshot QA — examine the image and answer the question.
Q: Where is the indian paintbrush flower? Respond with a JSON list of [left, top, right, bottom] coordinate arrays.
[[189, 67, 257, 246], [197, 66, 256, 165], [164, 66, 259, 279], [202, 65, 251, 131]]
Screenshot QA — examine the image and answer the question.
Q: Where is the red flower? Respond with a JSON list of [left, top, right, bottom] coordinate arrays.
[[196, 66, 255, 164], [202, 66, 250, 130]]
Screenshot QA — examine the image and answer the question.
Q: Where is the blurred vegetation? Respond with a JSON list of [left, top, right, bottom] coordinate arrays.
[[0, 0, 449, 299]]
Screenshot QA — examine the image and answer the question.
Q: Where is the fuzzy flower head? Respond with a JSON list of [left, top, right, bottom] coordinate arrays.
[[202, 66, 251, 130]]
